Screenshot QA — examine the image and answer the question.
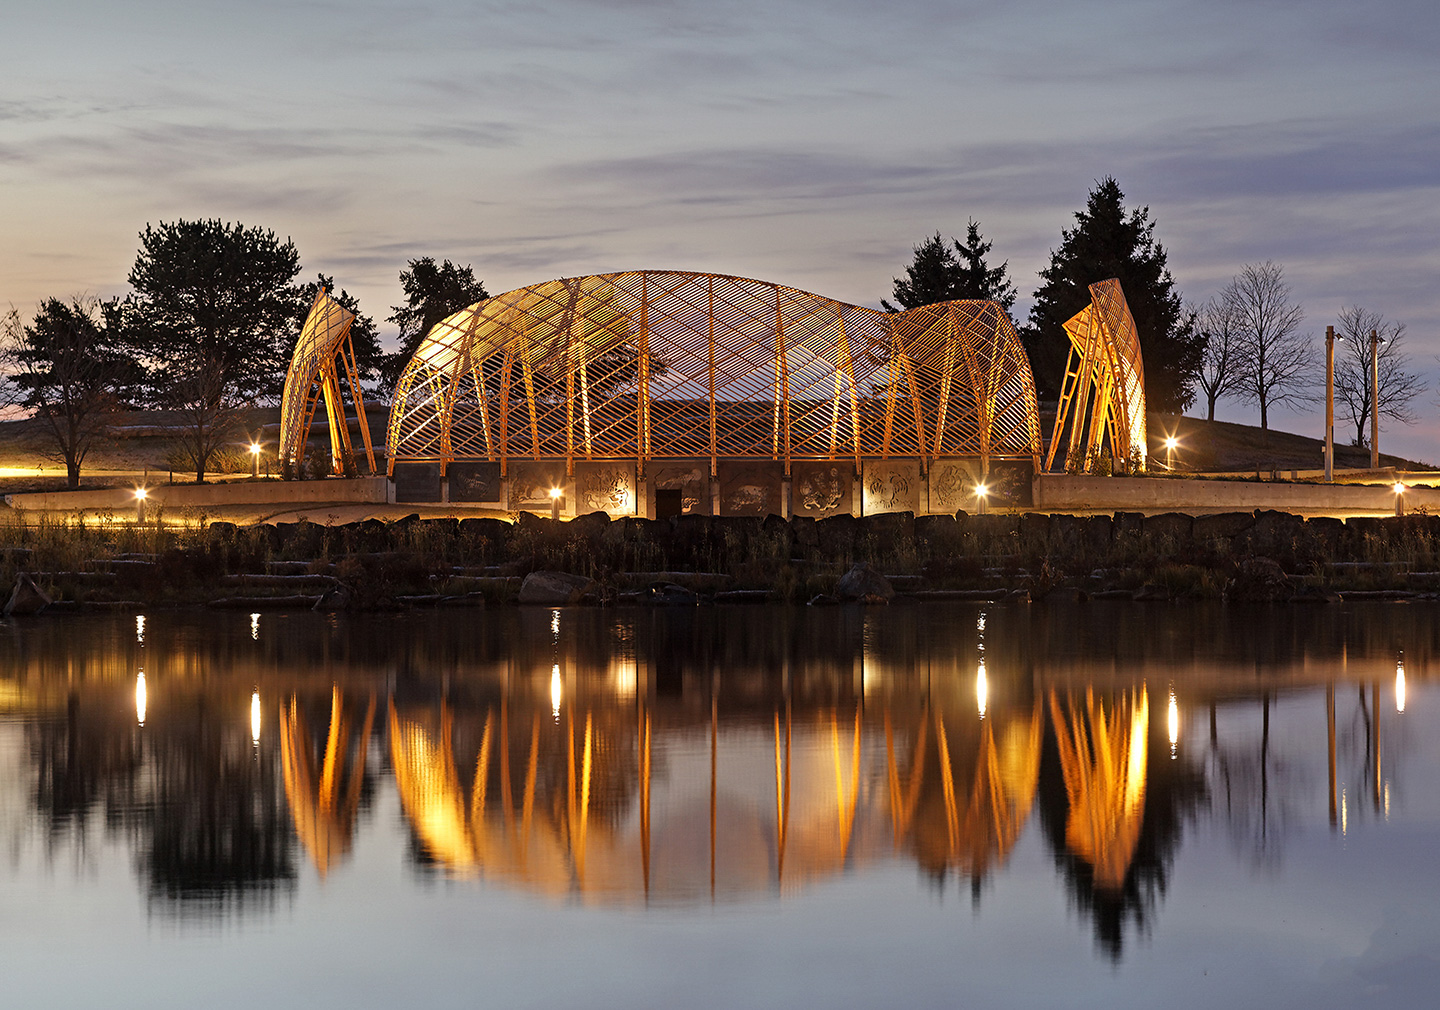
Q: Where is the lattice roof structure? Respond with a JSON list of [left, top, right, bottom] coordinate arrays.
[[386, 271, 1041, 476], [1045, 278, 1147, 473], [280, 290, 377, 475]]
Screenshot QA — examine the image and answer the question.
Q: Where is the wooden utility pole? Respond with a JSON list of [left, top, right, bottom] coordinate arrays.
[[1324, 326, 1337, 482], [1370, 329, 1382, 470]]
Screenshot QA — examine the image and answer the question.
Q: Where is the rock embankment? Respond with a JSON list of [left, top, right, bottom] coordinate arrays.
[[4, 508, 1440, 612]]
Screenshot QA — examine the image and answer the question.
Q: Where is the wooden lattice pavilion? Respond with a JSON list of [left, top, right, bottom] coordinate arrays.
[[384, 270, 1042, 515]]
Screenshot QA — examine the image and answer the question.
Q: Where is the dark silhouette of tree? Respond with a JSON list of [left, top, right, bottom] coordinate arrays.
[[171, 352, 247, 483], [1227, 261, 1313, 431], [1194, 295, 1244, 422], [883, 220, 1016, 312], [383, 257, 489, 386], [119, 219, 306, 406], [1026, 178, 1202, 412], [1, 296, 143, 487], [295, 273, 383, 382], [1332, 306, 1420, 448]]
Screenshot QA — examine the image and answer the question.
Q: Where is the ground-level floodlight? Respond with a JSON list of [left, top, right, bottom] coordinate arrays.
[[134, 486, 148, 522], [1164, 436, 1178, 471], [250, 442, 262, 478], [1394, 482, 1406, 517], [975, 482, 989, 515], [549, 486, 562, 521]]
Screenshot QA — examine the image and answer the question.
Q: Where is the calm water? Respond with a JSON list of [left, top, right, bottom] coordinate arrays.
[[1, 603, 1437, 1008]]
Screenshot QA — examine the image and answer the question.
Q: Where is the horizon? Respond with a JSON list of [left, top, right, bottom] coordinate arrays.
[[4, 0, 1436, 459]]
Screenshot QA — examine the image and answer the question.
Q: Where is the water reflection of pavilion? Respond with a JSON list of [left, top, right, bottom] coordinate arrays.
[[3, 604, 1416, 956], [280, 659, 1150, 911]]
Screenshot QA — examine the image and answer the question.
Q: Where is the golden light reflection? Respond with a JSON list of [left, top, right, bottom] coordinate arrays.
[[135, 614, 145, 644], [551, 664, 563, 718], [282, 690, 376, 877], [1167, 689, 1179, 757], [251, 613, 261, 641], [251, 690, 262, 743], [135, 670, 146, 727], [1050, 687, 1149, 891], [976, 663, 988, 720], [1396, 661, 1406, 714], [611, 656, 638, 699]]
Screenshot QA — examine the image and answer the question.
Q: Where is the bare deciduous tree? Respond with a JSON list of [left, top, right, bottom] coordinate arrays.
[[172, 354, 247, 484], [1, 296, 139, 488], [1228, 262, 1314, 431], [1194, 295, 1244, 422], [1332, 306, 1421, 448]]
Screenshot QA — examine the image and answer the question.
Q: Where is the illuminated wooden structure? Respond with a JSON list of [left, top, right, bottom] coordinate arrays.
[[1045, 279, 1147, 473], [386, 271, 1041, 502], [279, 290, 377, 475]]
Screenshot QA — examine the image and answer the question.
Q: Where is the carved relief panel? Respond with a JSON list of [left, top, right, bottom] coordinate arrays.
[[791, 461, 853, 518], [861, 459, 920, 515], [508, 463, 570, 513], [718, 461, 784, 517], [927, 458, 981, 514], [575, 462, 636, 517], [649, 461, 710, 516]]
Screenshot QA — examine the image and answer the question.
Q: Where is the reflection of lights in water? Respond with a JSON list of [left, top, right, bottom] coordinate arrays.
[[976, 663, 987, 719], [135, 615, 145, 644], [1384, 782, 1391, 821], [551, 610, 561, 637], [250, 613, 261, 641], [1341, 787, 1348, 836], [612, 657, 637, 698], [976, 613, 986, 634], [135, 670, 147, 726], [1396, 662, 1406, 714], [1167, 690, 1180, 758], [551, 664, 562, 718], [251, 690, 262, 743]]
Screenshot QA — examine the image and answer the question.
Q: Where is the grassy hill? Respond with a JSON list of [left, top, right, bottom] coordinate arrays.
[[0, 405, 1430, 497]]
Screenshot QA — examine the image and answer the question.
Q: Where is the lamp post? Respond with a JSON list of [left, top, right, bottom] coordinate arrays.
[[1370, 328, 1382, 471], [975, 482, 989, 516], [549, 486, 562, 521], [250, 442, 262, 478], [1164, 436, 1178, 472], [135, 487, 148, 523], [1324, 326, 1340, 482]]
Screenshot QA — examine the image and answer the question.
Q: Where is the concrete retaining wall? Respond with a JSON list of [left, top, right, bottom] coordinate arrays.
[[5, 477, 390, 513], [1033, 474, 1435, 514]]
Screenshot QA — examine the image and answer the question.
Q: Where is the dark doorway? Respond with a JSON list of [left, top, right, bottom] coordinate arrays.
[[654, 488, 684, 519]]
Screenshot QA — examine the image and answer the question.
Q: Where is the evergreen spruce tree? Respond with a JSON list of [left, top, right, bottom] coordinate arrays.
[[883, 221, 1015, 312], [383, 258, 489, 386], [1025, 179, 1201, 413]]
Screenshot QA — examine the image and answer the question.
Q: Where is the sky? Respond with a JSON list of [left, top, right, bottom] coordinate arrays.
[[3, 0, 1438, 457]]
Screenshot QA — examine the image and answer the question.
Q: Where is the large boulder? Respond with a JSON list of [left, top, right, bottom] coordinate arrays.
[[518, 570, 595, 605], [4, 573, 51, 616], [640, 582, 698, 606], [1225, 557, 1292, 603], [835, 562, 895, 602]]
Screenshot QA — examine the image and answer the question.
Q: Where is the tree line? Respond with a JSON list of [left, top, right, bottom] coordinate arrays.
[[3, 184, 1424, 489], [888, 177, 1422, 446], [2, 220, 487, 486]]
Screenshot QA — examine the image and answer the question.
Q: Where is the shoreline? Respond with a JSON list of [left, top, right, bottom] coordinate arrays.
[[6, 507, 1440, 613]]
